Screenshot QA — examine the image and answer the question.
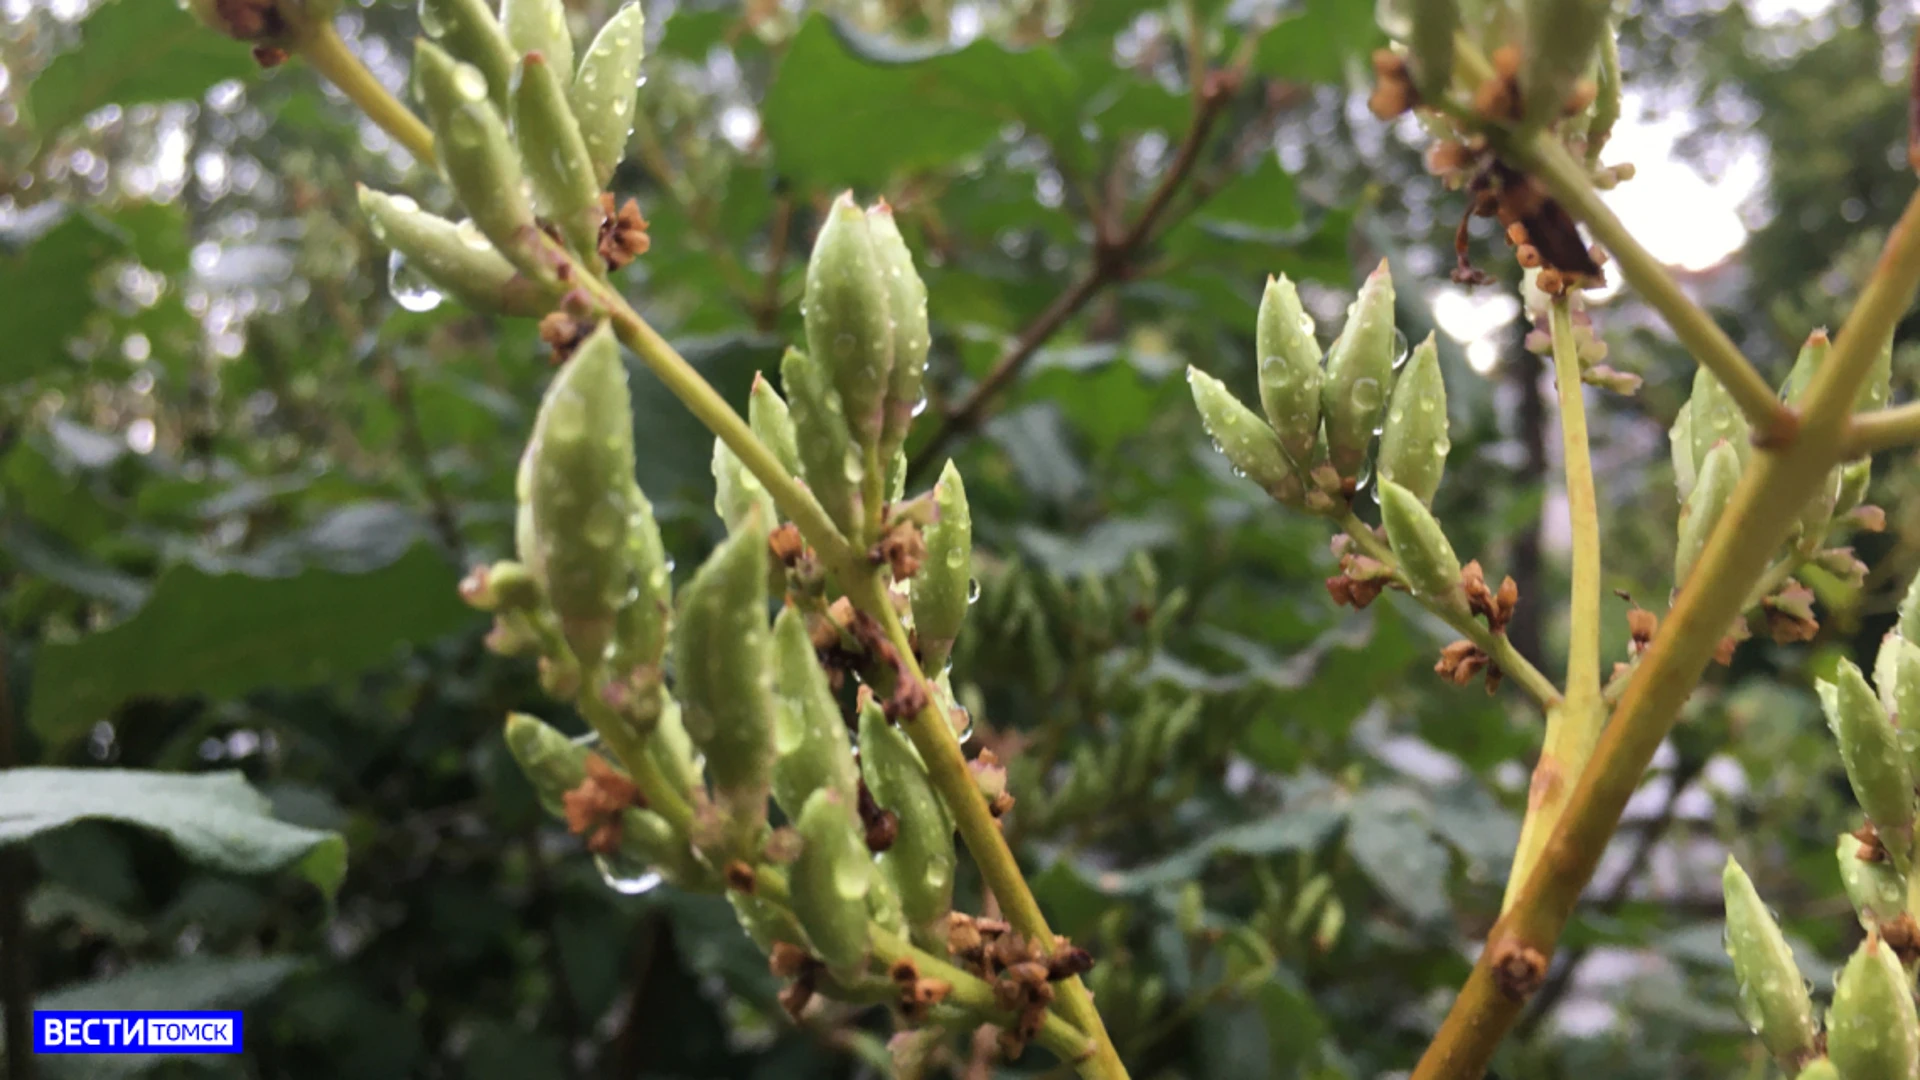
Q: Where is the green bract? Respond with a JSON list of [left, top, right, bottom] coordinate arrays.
[[782, 346, 866, 543], [804, 193, 894, 453], [1821, 659, 1916, 862], [356, 186, 553, 316], [1836, 833, 1907, 929], [1255, 274, 1324, 470], [1380, 479, 1464, 610], [572, 1, 646, 187], [517, 322, 636, 661], [749, 375, 801, 479], [859, 697, 955, 952], [511, 51, 602, 266], [917, 460, 972, 674], [1188, 366, 1305, 507], [500, 0, 572, 79], [791, 788, 872, 977], [867, 202, 929, 468], [413, 41, 543, 279], [1688, 367, 1751, 472], [1375, 332, 1449, 506], [418, 0, 515, 111], [1828, 939, 1920, 1080], [1320, 260, 1396, 481], [1675, 440, 1739, 588], [1721, 856, 1819, 1073], [769, 607, 859, 819]]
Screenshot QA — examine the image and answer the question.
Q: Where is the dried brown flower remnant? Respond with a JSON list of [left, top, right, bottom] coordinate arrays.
[[598, 193, 650, 270], [1854, 823, 1888, 864], [1884, 912, 1920, 966], [857, 780, 899, 853], [872, 518, 927, 580], [1461, 560, 1520, 635], [1626, 606, 1658, 655], [768, 523, 806, 566], [561, 755, 645, 854], [539, 310, 591, 366], [1762, 581, 1820, 644], [1369, 49, 1416, 120], [1490, 940, 1547, 1001], [209, 0, 286, 40], [1436, 640, 1502, 693]]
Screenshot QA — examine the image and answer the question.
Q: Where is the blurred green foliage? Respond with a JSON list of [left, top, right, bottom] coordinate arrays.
[[1, 0, 1918, 1077]]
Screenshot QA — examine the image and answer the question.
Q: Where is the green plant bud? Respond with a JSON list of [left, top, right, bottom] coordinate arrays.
[[1520, 0, 1611, 128], [887, 446, 908, 505], [805, 193, 895, 452], [511, 52, 602, 265], [1837, 833, 1908, 929], [1407, 0, 1458, 99], [1823, 659, 1917, 853], [500, 0, 571, 79], [1798, 1059, 1840, 1080], [1782, 329, 1830, 406], [1722, 855, 1819, 1071], [673, 519, 777, 856], [1379, 479, 1465, 610], [1828, 938, 1920, 1080], [418, 0, 515, 111], [866, 868, 907, 938], [867, 203, 929, 466], [1874, 635, 1920, 775], [610, 482, 671, 675], [1188, 366, 1305, 507], [781, 347, 866, 543], [712, 438, 777, 536], [859, 697, 955, 952], [770, 607, 860, 819], [608, 806, 702, 886], [1375, 332, 1450, 506], [916, 460, 972, 674], [1669, 400, 1696, 502], [519, 322, 635, 660], [1255, 274, 1324, 469], [1838, 458, 1873, 516], [1319, 260, 1396, 480], [749, 374, 801, 478], [730, 890, 809, 953], [503, 711, 588, 817], [1900, 575, 1920, 644], [1860, 334, 1895, 414], [1689, 367, 1751, 472], [413, 42, 543, 277], [646, 696, 702, 808], [791, 788, 872, 976], [571, 1, 646, 187], [1586, 26, 1621, 163], [1675, 441, 1740, 588], [1795, 467, 1841, 548], [357, 186, 554, 317]]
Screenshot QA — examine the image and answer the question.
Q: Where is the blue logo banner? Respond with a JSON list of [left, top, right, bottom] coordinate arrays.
[[32, 1011, 244, 1055]]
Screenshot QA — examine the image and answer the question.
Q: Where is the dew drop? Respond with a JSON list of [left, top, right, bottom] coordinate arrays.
[[387, 250, 444, 313], [944, 547, 965, 570], [593, 852, 662, 895], [417, 0, 446, 37], [966, 577, 981, 604], [911, 396, 929, 418], [451, 64, 490, 104], [1350, 377, 1384, 412], [1390, 328, 1411, 371]]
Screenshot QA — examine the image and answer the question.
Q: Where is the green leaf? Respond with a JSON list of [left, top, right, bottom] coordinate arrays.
[[762, 14, 1080, 189], [27, 0, 258, 141], [1093, 788, 1348, 893], [0, 769, 345, 900], [1346, 789, 1451, 926], [29, 537, 470, 740], [1252, 0, 1383, 85], [17, 957, 302, 1077], [0, 205, 126, 381]]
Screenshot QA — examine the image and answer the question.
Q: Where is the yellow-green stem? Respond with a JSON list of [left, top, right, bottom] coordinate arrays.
[[752, 867, 1095, 1065], [1503, 299, 1605, 911], [576, 686, 694, 837], [842, 572, 1128, 1080], [1845, 401, 1920, 457], [1337, 513, 1563, 708], [1412, 156, 1920, 1080], [295, 21, 437, 164]]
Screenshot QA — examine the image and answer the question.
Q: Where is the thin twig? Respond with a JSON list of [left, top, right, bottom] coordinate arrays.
[[755, 192, 794, 333], [379, 356, 467, 564], [909, 70, 1239, 477], [1844, 400, 1920, 457]]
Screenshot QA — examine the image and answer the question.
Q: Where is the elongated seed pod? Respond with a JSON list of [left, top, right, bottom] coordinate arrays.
[[749, 374, 801, 478], [770, 607, 859, 818], [781, 347, 866, 543], [1675, 441, 1739, 588], [1722, 856, 1819, 1072], [1380, 479, 1465, 611], [1822, 659, 1916, 860], [511, 52, 603, 266], [1376, 332, 1449, 506], [646, 696, 702, 808], [1520, 0, 1611, 128], [1407, 0, 1458, 100], [418, 0, 515, 112], [572, 2, 646, 187], [729, 890, 808, 952], [791, 788, 872, 976], [1782, 329, 1830, 406], [712, 438, 776, 536], [673, 518, 776, 858], [1689, 367, 1751, 472], [868, 203, 929, 467], [357, 186, 554, 317], [519, 322, 634, 660], [805, 193, 894, 452], [1320, 260, 1396, 480], [1668, 400, 1696, 502], [859, 698, 955, 951], [500, 0, 571, 78], [1189, 366, 1306, 508], [504, 712, 589, 817], [414, 42, 543, 278], [1255, 275, 1324, 470], [609, 482, 670, 675], [1828, 938, 1920, 1080], [916, 461, 971, 674], [1837, 832, 1908, 929]]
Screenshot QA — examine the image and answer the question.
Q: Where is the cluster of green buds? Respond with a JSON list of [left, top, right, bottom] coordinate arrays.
[[1669, 330, 1887, 646], [355, 0, 1066, 1038], [1722, 577, 1920, 1079], [355, 0, 652, 321], [1188, 266, 1520, 688]]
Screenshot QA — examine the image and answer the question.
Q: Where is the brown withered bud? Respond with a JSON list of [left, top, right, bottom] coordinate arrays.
[[769, 523, 806, 566], [988, 791, 1017, 819], [598, 194, 650, 270], [947, 914, 985, 960], [539, 310, 592, 366], [1762, 581, 1819, 644], [1627, 607, 1658, 655], [1516, 244, 1543, 269], [562, 755, 646, 844], [1562, 80, 1599, 116], [857, 780, 900, 853], [1851, 505, 1888, 532], [889, 957, 919, 984], [1436, 640, 1493, 688], [1535, 267, 1566, 295], [778, 978, 816, 1021], [1885, 913, 1920, 966], [996, 1027, 1027, 1061], [1368, 50, 1415, 120], [252, 45, 289, 67], [1491, 941, 1547, 1001], [885, 673, 930, 722], [1506, 222, 1530, 246], [769, 942, 813, 978], [1045, 946, 1096, 981], [871, 519, 927, 580], [585, 821, 622, 854], [763, 826, 803, 865], [1427, 140, 1474, 179], [1855, 823, 1889, 863], [723, 860, 757, 893]]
